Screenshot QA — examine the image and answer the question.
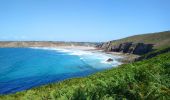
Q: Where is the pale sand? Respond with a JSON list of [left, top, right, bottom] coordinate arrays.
[[38, 46, 139, 63], [53, 46, 97, 50]]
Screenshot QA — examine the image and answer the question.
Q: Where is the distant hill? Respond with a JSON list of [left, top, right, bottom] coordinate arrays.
[[110, 31, 170, 49], [0, 41, 97, 47]]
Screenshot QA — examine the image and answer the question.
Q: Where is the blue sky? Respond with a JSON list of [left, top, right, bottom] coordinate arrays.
[[0, 0, 169, 42]]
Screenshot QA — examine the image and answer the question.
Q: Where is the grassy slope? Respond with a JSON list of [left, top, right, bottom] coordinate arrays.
[[0, 49, 170, 100], [111, 31, 170, 49]]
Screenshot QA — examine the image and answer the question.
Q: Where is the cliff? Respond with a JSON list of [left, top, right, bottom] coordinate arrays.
[[97, 42, 153, 55], [97, 31, 170, 55], [110, 31, 170, 49]]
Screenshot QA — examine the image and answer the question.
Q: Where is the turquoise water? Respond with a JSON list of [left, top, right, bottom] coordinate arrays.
[[0, 47, 122, 94]]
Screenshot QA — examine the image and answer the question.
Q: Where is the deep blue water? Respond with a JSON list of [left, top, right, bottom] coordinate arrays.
[[0, 47, 122, 94]]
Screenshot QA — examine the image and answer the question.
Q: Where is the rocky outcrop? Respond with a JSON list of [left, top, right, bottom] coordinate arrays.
[[129, 43, 153, 55], [97, 42, 153, 55], [106, 58, 113, 62], [119, 42, 133, 53]]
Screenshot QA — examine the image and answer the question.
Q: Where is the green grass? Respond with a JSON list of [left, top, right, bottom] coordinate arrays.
[[111, 31, 170, 49], [0, 48, 170, 100]]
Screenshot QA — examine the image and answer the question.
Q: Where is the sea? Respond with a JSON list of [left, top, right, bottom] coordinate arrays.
[[0, 47, 122, 94]]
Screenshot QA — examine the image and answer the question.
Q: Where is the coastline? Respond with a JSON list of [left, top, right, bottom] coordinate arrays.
[[51, 45, 97, 50], [33, 46, 139, 64], [0, 46, 122, 94], [0, 41, 140, 63], [106, 52, 140, 63], [0, 44, 139, 64], [1, 47, 169, 99]]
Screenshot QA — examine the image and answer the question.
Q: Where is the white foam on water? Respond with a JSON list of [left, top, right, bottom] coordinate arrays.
[[30, 47, 123, 69], [80, 58, 84, 60], [31, 47, 93, 56]]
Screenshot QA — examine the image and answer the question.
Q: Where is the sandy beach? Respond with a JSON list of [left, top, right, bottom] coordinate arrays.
[[42, 45, 139, 63], [50, 45, 140, 63], [53, 45, 97, 50]]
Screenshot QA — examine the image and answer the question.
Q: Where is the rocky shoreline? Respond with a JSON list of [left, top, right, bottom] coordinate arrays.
[[92, 47, 140, 64], [0, 41, 141, 63], [96, 42, 153, 55], [95, 41, 154, 63]]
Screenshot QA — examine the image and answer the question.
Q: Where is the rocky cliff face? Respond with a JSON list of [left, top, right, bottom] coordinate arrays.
[[96, 42, 153, 55]]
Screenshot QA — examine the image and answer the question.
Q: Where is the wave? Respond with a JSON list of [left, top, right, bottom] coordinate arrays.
[[30, 47, 122, 68], [0, 47, 123, 94], [30, 47, 93, 56]]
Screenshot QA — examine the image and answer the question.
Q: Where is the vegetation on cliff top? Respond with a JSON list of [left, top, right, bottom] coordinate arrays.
[[111, 31, 170, 49], [0, 47, 170, 100]]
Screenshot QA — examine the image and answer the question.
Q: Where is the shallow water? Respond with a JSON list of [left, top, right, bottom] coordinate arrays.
[[0, 47, 122, 94]]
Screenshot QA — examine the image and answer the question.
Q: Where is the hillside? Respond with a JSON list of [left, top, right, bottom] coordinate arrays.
[[111, 31, 170, 49], [0, 31, 170, 99], [0, 47, 170, 100]]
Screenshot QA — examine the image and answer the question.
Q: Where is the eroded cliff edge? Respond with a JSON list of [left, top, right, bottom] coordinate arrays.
[[96, 31, 170, 62], [96, 42, 153, 55]]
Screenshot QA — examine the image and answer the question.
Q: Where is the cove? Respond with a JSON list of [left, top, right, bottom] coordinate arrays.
[[0, 47, 122, 94]]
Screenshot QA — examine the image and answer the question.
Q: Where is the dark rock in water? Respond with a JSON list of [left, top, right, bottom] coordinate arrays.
[[106, 58, 113, 62]]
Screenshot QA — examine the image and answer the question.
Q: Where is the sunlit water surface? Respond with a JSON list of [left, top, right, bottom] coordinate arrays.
[[0, 47, 122, 94]]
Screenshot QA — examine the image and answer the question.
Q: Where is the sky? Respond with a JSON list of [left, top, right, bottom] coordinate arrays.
[[0, 0, 170, 42]]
